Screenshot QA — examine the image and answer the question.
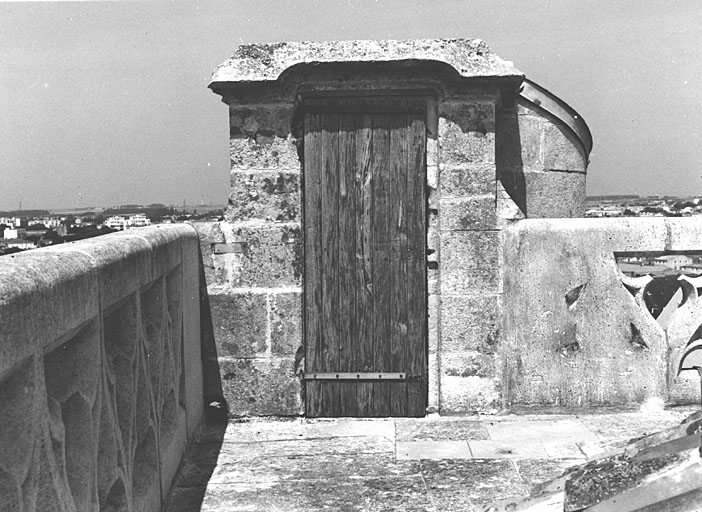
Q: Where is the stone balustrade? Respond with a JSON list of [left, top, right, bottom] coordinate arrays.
[[0, 224, 203, 511], [502, 216, 702, 409]]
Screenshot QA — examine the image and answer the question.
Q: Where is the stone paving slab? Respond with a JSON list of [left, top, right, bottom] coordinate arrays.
[[165, 408, 700, 512], [197, 477, 438, 512], [209, 435, 395, 462], [395, 417, 489, 442], [200, 479, 372, 512], [396, 441, 472, 460], [468, 439, 548, 459], [577, 408, 695, 450], [514, 459, 581, 492], [541, 441, 587, 459], [206, 454, 421, 484], [421, 459, 527, 511], [197, 418, 396, 443], [484, 418, 599, 444]]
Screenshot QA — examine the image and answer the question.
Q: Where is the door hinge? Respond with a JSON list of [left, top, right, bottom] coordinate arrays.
[[303, 372, 406, 381]]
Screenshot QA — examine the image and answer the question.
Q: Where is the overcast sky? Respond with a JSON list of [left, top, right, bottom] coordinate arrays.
[[1, 0, 700, 210]]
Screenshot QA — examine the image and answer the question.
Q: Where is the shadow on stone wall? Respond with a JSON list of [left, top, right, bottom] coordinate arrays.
[[198, 244, 228, 419], [164, 243, 229, 510], [496, 98, 527, 216]]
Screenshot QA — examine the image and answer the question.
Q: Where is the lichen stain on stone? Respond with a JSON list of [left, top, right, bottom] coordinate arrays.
[[234, 42, 288, 60], [281, 225, 303, 280], [564, 452, 684, 511]]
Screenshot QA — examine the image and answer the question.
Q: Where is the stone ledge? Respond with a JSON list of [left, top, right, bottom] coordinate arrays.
[[0, 225, 199, 376], [210, 39, 522, 85]]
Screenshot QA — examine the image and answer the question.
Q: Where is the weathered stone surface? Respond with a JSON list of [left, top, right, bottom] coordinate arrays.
[[442, 268, 502, 296], [396, 441, 473, 460], [395, 418, 489, 442], [469, 439, 549, 459], [486, 419, 599, 446], [501, 218, 675, 407], [197, 479, 366, 512], [114, 224, 191, 279], [442, 351, 495, 378], [192, 221, 228, 289], [516, 459, 581, 492], [210, 39, 522, 84], [441, 295, 499, 354], [202, 418, 395, 443], [440, 196, 497, 231], [422, 459, 527, 510], [204, 453, 418, 484], [0, 226, 202, 512], [229, 135, 300, 171], [213, 435, 393, 461], [516, 111, 545, 170], [524, 170, 586, 218], [439, 102, 496, 167], [229, 105, 293, 140], [427, 352, 440, 412], [0, 250, 99, 377], [440, 101, 495, 132], [542, 122, 586, 172], [227, 223, 302, 287], [441, 230, 500, 268], [427, 294, 439, 355], [441, 375, 501, 413], [579, 411, 697, 452], [270, 292, 302, 356], [220, 359, 301, 416], [229, 172, 300, 221], [564, 452, 686, 511], [209, 294, 267, 357], [440, 166, 496, 197], [440, 230, 501, 295]]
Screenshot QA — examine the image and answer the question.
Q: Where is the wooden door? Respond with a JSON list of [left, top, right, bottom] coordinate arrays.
[[303, 97, 427, 417]]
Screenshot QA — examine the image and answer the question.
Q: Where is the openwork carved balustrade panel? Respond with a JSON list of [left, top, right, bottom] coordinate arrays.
[[0, 225, 202, 512]]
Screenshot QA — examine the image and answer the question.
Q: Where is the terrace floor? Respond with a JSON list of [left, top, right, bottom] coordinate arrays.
[[164, 405, 698, 512]]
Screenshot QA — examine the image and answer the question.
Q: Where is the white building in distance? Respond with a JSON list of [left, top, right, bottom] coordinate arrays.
[[104, 214, 151, 231]]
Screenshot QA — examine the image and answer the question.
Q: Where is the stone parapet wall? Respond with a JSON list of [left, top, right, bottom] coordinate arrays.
[[0, 225, 202, 511], [502, 217, 702, 409]]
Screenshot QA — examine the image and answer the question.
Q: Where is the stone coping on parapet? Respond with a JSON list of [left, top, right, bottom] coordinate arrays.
[[209, 38, 523, 86]]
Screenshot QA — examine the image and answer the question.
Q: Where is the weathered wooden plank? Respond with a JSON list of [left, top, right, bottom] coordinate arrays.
[[370, 114, 392, 417], [305, 100, 427, 418], [389, 114, 409, 416], [320, 112, 341, 416], [303, 111, 324, 417], [406, 114, 427, 417], [337, 113, 358, 416], [353, 113, 374, 417]]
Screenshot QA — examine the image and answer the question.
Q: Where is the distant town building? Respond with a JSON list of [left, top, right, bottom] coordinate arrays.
[[104, 214, 152, 231], [653, 254, 693, 270], [1, 228, 25, 240], [0, 217, 22, 228]]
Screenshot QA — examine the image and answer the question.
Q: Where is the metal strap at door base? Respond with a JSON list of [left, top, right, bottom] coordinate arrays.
[[303, 372, 406, 381]]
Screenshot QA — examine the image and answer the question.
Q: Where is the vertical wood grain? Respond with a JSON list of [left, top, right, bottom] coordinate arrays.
[[406, 115, 427, 417], [304, 100, 427, 417], [303, 112, 323, 416]]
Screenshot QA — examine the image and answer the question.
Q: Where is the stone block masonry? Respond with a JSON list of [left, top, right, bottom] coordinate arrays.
[[438, 98, 502, 413], [208, 38, 593, 416], [195, 100, 304, 417]]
